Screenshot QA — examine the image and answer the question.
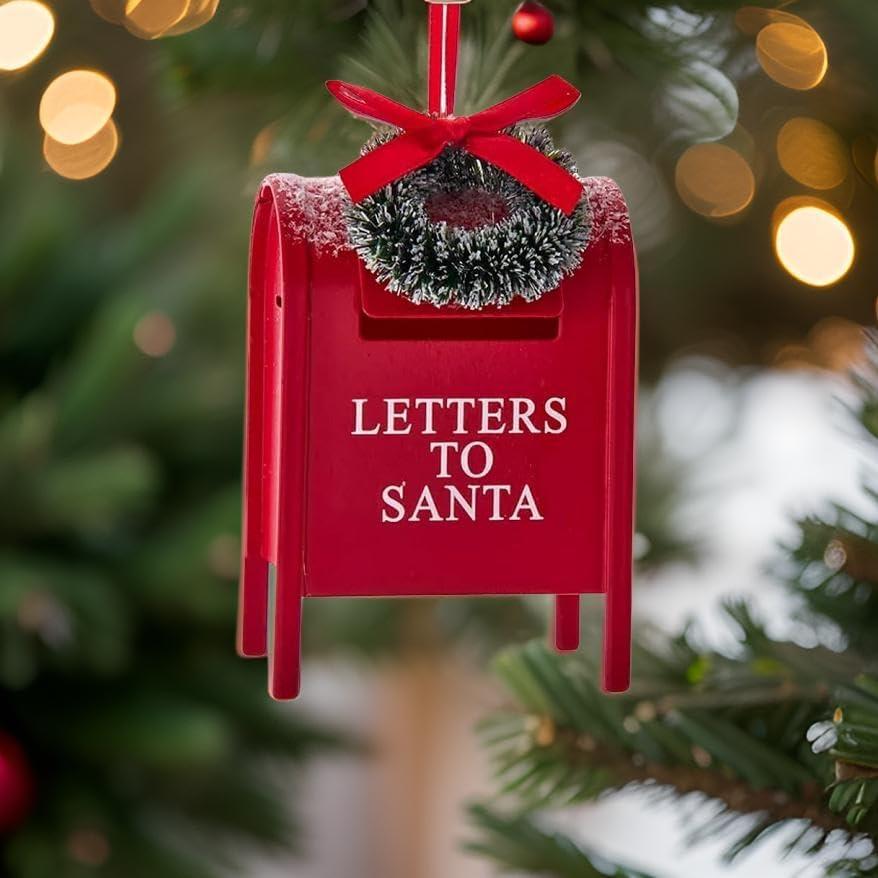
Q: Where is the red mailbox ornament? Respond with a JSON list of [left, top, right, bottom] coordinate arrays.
[[237, 0, 638, 700]]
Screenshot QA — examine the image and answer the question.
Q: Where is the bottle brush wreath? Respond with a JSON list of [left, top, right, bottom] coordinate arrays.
[[346, 126, 591, 310]]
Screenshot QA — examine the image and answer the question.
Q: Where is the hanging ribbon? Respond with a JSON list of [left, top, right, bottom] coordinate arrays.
[[427, 1, 461, 116], [327, 76, 584, 215]]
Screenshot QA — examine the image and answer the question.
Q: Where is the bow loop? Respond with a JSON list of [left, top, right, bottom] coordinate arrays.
[[327, 75, 584, 214]]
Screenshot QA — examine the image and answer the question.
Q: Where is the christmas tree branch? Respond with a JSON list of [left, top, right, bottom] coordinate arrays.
[[782, 335, 878, 655], [480, 611, 872, 864], [810, 676, 878, 829], [473, 338, 878, 875], [533, 725, 848, 834]]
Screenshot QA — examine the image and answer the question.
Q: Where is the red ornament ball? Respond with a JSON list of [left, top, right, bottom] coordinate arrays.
[[0, 733, 34, 834], [512, 1, 555, 45]]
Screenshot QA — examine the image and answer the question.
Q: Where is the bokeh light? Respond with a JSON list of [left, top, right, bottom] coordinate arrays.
[[133, 312, 176, 357], [250, 121, 277, 166], [92, 0, 219, 37], [809, 317, 866, 371], [39, 70, 116, 145], [124, 0, 189, 38], [777, 118, 849, 190], [207, 533, 241, 579], [0, 1, 54, 72], [43, 119, 119, 180], [776, 317, 868, 372], [675, 143, 755, 218], [756, 21, 828, 90], [773, 199, 855, 287], [66, 828, 111, 868], [163, 0, 219, 36]]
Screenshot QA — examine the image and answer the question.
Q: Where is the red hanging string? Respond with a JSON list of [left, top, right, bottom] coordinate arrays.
[[427, 2, 461, 117]]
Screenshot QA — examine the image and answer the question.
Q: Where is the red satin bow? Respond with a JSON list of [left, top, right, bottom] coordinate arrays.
[[327, 75, 584, 215]]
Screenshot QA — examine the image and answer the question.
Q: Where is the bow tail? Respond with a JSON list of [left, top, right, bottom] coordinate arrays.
[[466, 133, 584, 215], [472, 75, 581, 130], [339, 132, 443, 203]]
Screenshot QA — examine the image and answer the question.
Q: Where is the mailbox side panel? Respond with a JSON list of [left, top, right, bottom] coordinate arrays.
[[238, 178, 311, 699], [238, 189, 276, 658]]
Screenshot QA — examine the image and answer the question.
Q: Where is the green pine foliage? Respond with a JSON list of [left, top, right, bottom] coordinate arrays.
[[811, 676, 878, 830], [783, 342, 878, 655], [472, 338, 878, 877], [0, 143, 340, 877], [477, 613, 862, 862]]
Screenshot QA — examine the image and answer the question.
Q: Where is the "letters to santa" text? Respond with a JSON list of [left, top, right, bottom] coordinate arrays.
[[351, 396, 568, 523]]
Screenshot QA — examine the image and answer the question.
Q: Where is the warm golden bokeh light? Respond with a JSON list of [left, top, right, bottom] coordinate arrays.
[[809, 317, 866, 372], [124, 0, 189, 38], [43, 119, 119, 180], [39, 70, 117, 145], [133, 312, 176, 357], [250, 121, 277, 166], [163, 0, 219, 36], [775, 318, 866, 372], [89, 0, 126, 24], [92, 0, 218, 38], [207, 533, 241, 579], [0, 0, 54, 72], [756, 21, 828, 90], [773, 200, 855, 287], [777, 118, 849, 190], [675, 143, 755, 218]]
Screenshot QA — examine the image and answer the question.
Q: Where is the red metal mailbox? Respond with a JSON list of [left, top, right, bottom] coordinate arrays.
[[237, 173, 638, 699]]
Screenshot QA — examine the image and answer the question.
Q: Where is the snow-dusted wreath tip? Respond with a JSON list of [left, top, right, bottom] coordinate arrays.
[[345, 126, 591, 310]]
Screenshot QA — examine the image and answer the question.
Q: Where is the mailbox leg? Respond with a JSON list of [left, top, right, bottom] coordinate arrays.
[[553, 594, 580, 651], [237, 370, 269, 657], [238, 556, 269, 657], [268, 564, 302, 700], [602, 576, 631, 692]]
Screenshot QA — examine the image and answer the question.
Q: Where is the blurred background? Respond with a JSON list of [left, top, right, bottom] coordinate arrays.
[[1, 1, 878, 877]]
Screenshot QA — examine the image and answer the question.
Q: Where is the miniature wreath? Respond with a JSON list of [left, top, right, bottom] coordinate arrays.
[[345, 126, 590, 310]]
